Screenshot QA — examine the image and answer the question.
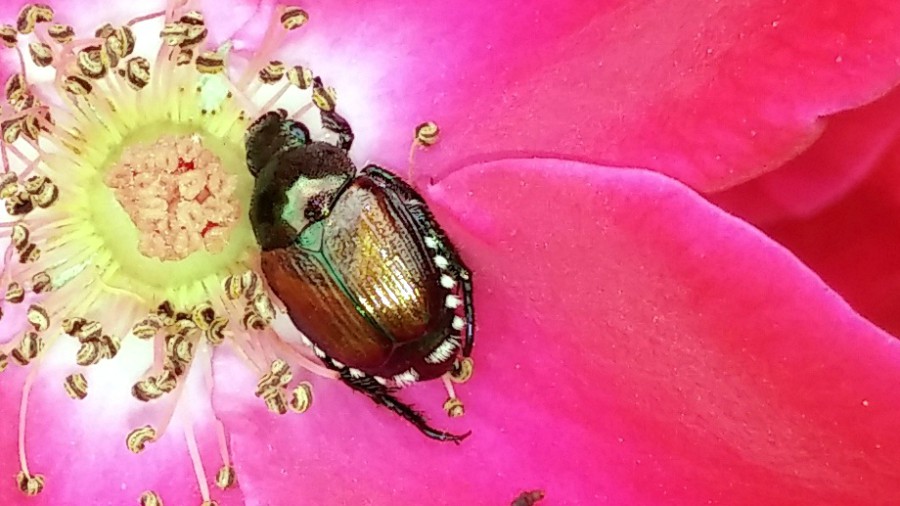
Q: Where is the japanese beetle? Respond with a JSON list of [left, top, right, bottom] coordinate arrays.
[[246, 103, 474, 443]]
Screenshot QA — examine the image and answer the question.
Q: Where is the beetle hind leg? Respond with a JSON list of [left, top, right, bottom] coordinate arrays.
[[335, 366, 471, 444]]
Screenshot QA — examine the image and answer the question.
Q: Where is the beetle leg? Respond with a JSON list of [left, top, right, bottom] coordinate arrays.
[[335, 366, 471, 444], [320, 108, 354, 152]]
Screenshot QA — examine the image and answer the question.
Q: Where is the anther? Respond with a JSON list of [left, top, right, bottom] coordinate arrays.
[[75, 340, 101, 366], [15, 470, 45, 496], [63, 75, 92, 96], [195, 51, 225, 74], [287, 65, 313, 89], [205, 316, 227, 345], [289, 382, 313, 413], [261, 388, 288, 415], [241, 271, 260, 297], [6, 189, 34, 216], [16, 4, 54, 35], [11, 332, 41, 365], [98, 334, 121, 360], [0, 172, 18, 197], [75, 320, 102, 341], [31, 272, 52, 293], [133, 316, 162, 339], [242, 307, 266, 330], [123, 56, 151, 90], [5, 282, 25, 303], [450, 357, 474, 383], [28, 42, 52, 67], [47, 23, 74, 43], [19, 242, 41, 263], [258, 60, 285, 83], [175, 49, 193, 66], [443, 397, 465, 418], [11, 223, 28, 249], [0, 353, 7, 372], [415, 121, 439, 146], [126, 425, 157, 453], [2, 118, 23, 144], [223, 274, 243, 300], [77, 45, 109, 79], [215, 465, 236, 489], [280, 7, 309, 30], [5, 74, 26, 105], [140, 491, 164, 506], [0, 25, 17, 47], [31, 180, 58, 208], [26, 304, 49, 331], [62, 317, 86, 335], [252, 293, 275, 323], [190, 302, 215, 330], [311, 77, 336, 112], [64, 373, 88, 400]]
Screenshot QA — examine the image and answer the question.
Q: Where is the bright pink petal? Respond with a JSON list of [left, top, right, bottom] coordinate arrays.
[[218, 160, 900, 505], [235, 0, 900, 192], [713, 85, 900, 223], [759, 146, 900, 338], [0, 344, 247, 505]]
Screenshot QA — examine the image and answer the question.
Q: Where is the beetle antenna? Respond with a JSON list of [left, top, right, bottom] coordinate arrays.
[[336, 367, 471, 444]]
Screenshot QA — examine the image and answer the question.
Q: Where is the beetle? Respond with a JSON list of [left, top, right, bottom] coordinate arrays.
[[245, 94, 475, 443]]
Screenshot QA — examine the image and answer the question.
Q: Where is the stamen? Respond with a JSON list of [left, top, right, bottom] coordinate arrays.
[[17, 369, 43, 496], [184, 422, 212, 503], [408, 121, 439, 180], [140, 490, 165, 506], [442, 375, 465, 418], [450, 357, 474, 383]]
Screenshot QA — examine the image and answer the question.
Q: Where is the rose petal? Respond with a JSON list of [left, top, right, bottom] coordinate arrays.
[[759, 145, 900, 338], [220, 159, 900, 505], [0, 341, 247, 505], [233, 0, 900, 192], [713, 85, 900, 223]]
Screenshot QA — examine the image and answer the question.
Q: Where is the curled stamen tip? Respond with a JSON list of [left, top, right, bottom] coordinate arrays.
[[443, 397, 465, 418], [15, 470, 45, 496], [415, 121, 440, 146], [64, 373, 88, 400], [450, 357, 474, 384], [126, 425, 157, 453], [140, 490, 164, 506], [215, 465, 236, 489], [280, 7, 309, 31], [289, 382, 313, 413]]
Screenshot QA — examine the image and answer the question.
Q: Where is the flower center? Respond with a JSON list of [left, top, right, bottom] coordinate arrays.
[[105, 133, 239, 262]]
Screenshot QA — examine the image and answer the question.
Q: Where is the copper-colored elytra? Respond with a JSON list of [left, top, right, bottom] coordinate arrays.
[[28, 41, 52, 67], [16, 4, 54, 35], [16, 470, 45, 496], [140, 491, 164, 506], [63, 75, 92, 95], [64, 373, 88, 400], [31, 271, 52, 293], [5, 282, 25, 303], [0, 24, 16, 47], [287, 65, 313, 89], [123, 56, 150, 90], [195, 51, 224, 74], [47, 23, 74, 43], [280, 7, 308, 30], [259, 60, 285, 83]]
